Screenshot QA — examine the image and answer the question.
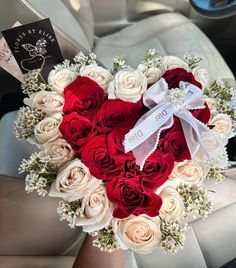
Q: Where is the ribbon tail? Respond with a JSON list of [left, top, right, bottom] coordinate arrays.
[[132, 117, 174, 170], [176, 110, 228, 168]]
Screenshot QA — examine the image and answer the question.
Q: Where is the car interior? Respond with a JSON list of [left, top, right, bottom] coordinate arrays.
[[0, 0, 235, 267]]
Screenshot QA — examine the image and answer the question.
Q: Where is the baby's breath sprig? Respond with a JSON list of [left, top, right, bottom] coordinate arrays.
[[14, 107, 45, 139], [73, 51, 97, 66], [207, 168, 225, 184], [54, 52, 97, 73], [90, 225, 120, 253], [216, 99, 236, 125], [160, 218, 188, 253], [21, 69, 47, 96], [143, 48, 162, 68], [207, 79, 234, 101], [25, 173, 49, 196], [184, 54, 203, 69], [145, 48, 158, 60], [53, 59, 79, 73], [205, 79, 235, 122], [54, 59, 71, 72], [20, 153, 57, 196], [19, 152, 56, 177], [176, 183, 213, 219], [57, 200, 81, 228], [111, 56, 129, 75]]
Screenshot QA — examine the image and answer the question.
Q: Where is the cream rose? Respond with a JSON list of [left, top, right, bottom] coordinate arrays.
[[171, 160, 208, 184], [80, 64, 113, 91], [155, 178, 180, 195], [112, 215, 161, 254], [34, 113, 62, 144], [49, 159, 101, 202], [38, 138, 75, 169], [209, 113, 234, 145], [195, 131, 228, 168], [162, 56, 189, 71], [137, 64, 163, 84], [48, 69, 78, 95], [159, 187, 185, 219], [76, 184, 113, 232], [24, 91, 64, 116], [108, 69, 147, 103], [192, 67, 208, 89]]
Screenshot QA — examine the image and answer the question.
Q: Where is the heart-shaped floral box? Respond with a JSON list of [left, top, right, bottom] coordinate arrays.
[[16, 50, 232, 254]]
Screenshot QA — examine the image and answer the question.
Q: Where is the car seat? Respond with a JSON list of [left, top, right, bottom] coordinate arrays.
[[0, 1, 235, 267]]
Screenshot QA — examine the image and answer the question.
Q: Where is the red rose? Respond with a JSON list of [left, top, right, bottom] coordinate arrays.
[[141, 150, 175, 190], [106, 177, 162, 219], [80, 134, 123, 181], [96, 99, 142, 133], [59, 112, 93, 153], [162, 117, 182, 136], [63, 76, 105, 120], [107, 127, 133, 158], [124, 158, 141, 178], [163, 68, 202, 89], [192, 103, 211, 124], [122, 150, 174, 189], [159, 130, 191, 162]]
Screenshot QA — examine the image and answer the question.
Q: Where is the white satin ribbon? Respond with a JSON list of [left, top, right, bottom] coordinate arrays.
[[124, 79, 227, 170]]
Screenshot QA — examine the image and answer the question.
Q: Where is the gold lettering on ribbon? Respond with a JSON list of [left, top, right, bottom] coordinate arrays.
[[128, 130, 143, 143], [154, 109, 168, 121]]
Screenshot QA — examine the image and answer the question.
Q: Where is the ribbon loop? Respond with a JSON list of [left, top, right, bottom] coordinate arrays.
[[124, 79, 227, 170]]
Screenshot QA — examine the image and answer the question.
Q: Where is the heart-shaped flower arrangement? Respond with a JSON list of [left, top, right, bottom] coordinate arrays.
[[15, 50, 234, 254], [59, 75, 177, 219]]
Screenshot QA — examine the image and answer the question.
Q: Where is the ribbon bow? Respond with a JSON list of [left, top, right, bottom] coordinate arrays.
[[124, 79, 227, 170]]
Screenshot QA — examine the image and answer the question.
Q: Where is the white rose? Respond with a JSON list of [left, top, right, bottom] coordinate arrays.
[[159, 186, 185, 219], [38, 138, 75, 169], [34, 113, 62, 144], [171, 160, 208, 184], [155, 178, 180, 195], [112, 215, 161, 254], [49, 159, 101, 202], [201, 132, 221, 154], [108, 69, 147, 103], [76, 184, 113, 232], [209, 113, 234, 145], [162, 56, 189, 71], [195, 131, 228, 168], [48, 69, 78, 95], [80, 64, 113, 91], [192, 67, 208, 89], [24, 91, 64, 116], [137, 64, 163, 84]]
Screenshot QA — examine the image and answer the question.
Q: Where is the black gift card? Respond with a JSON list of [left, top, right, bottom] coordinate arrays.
[[2, 18, 63, 78]]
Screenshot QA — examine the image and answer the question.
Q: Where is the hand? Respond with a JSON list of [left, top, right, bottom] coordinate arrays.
[[72, 234, 125, 268]]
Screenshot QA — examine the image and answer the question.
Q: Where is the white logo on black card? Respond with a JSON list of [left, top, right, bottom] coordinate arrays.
[[22, 38, 47, 56]]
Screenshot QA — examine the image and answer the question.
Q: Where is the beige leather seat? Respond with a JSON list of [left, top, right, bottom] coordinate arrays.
[[0, 0, 233, 80], [0, 1, 235, 267], [94, 12, 234, 80], [0, 169, 236, 268]]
